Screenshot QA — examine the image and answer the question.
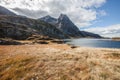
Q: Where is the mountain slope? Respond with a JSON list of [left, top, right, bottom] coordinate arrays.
[[0, 6, 16, 16], [40, 15, 57, 25], [40, 14, 84, 37], [0, 15, 69, 39], [0, 21, 35, 40], [39, 14, 102, 38], [56, 14, 84, 37], [81, 31, 101, 38]]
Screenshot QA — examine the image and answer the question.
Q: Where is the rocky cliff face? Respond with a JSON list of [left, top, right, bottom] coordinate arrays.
[[39, 14, 101, 38], [0, 6, 16, 16], [56, 14, 83, 37]]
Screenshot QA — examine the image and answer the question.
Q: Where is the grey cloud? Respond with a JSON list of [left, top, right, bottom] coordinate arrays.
[[13, 8, 49, 18]]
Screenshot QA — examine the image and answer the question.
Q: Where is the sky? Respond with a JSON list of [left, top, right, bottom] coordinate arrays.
[[0, 0, 120, 37]]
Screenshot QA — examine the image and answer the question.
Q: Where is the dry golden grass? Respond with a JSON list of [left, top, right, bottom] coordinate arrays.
[[0, 43, 120, 80]]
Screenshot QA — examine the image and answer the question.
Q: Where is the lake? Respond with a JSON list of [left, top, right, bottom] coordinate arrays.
[[65, 38, 120, 49]]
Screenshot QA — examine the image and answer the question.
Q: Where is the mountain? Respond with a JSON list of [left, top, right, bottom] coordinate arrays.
[[39, 14, 102, 38], [56, 14, 84, 37], [0, 6, 16, 16], [81, 31, 101, 38], [0, 6, 101, 40], [40, 15, 57, 25], [0, 15, 69, 40]]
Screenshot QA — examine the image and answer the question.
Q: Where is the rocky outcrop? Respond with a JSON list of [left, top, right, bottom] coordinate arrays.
[[0, 38, 22, 45]]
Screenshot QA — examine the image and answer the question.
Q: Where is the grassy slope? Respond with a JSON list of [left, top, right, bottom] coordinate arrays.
[[0, 43, 120, 80]]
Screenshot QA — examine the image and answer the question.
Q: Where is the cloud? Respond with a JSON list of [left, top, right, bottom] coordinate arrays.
[[0, 0, 106, 27], [12, 8, 49, 18], [85, 24, 120, 37]]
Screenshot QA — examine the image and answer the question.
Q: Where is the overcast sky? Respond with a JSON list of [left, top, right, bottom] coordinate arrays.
[[0, 0, 120, 37]]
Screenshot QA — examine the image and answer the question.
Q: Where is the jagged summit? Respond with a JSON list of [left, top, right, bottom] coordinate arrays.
[[56, 14, 82, 37], [40, 15, 57, 25], [40, 14, 84, 37], [58, 14, 70, 21]]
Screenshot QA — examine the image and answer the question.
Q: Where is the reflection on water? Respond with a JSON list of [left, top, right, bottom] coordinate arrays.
[[65, 38, 120, 48]]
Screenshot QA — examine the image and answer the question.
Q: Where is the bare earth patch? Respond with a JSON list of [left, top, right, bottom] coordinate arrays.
[[0, 43, 120, 80]]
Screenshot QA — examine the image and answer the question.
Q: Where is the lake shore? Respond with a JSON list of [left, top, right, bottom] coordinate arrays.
[[0, 42, 120, 80], [112, 37, 120, 41]]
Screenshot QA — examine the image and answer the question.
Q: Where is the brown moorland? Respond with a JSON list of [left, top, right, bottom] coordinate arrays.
[[0, 41, 120, 80]]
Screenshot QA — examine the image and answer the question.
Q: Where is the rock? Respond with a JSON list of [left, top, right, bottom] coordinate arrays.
[[71, 46, 78, 49], [51, 40, 64, 44], [0, 38, 22, 45], [32, 40, 49, 44]]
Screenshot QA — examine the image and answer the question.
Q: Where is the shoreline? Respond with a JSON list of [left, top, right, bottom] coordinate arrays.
[[112, 37, 120, 41]]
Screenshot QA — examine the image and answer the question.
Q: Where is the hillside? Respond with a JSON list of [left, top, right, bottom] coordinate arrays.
[[0, 15, 69, 40]]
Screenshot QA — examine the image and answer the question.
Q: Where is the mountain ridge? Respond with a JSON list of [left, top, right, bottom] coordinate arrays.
[[39, 14, 101, 38], [0, 15, 69, 40], [0, 6, 101, 40]]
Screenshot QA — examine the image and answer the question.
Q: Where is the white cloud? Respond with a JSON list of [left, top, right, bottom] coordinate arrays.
[[0, 0, 106, 27], [85, 24, 120, 37]]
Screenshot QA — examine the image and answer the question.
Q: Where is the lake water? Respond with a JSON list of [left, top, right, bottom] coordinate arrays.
[[65, 38, 120, 49]]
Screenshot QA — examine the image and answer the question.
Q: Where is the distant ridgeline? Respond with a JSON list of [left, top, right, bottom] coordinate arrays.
[[0, 5, 101, 40]]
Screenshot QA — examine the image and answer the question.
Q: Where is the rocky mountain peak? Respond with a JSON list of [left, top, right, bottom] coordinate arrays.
[[58, 14, 70, 22], [40, 15, 57, 24], [42, 15, 53, 20], [39, 14, 102, 38]]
